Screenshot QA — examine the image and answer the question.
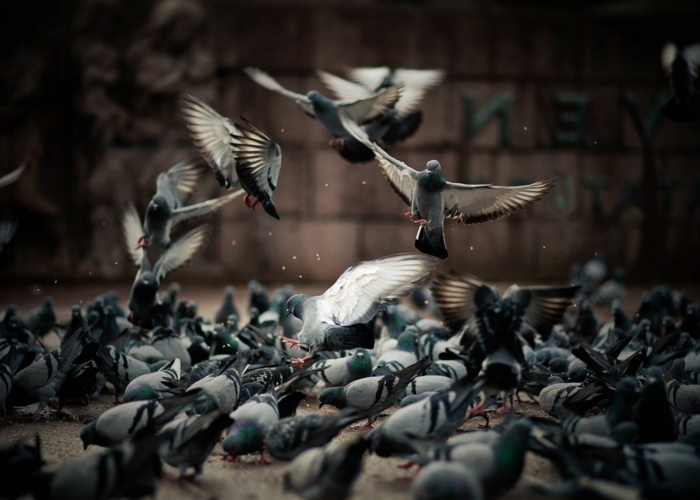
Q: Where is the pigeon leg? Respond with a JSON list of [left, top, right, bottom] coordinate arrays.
[[225, 455, 240, 463], [403, 211, 415, 220], [257, 452, 271, 466], [413, 219, 429, 226], [397, 461, 416, 469], [328, 138, 344, 149], [136, 236, 148, 249], [291, 356, 312, 367], [26, 404, 46, 420], [351, 419, 375, 431], [282, 338, 302, 348], [477, 414, 491, 429]]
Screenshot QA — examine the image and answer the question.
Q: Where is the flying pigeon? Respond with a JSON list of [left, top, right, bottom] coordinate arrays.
[[317, 67, 444, 162], [341, 115, 556, 259], [284, 253, 438, 363], [181, 94, 282, 218], [244, 67, 402, 148], [121, 158, 242, 250], [661, 43, 700, 122], [283, 437, 369, 500]]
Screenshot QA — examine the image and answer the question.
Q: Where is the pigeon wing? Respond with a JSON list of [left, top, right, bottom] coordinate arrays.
[[442, 177, 556, 225], [120, 201, 144, 267], [392, 69, 445, 116], [153, 224, 211, 283], [315, 253, 438, 326], [233, 116, 283, 220], [336, 85, 402, 125], [316, 70, 373, 101], [169, 189, 245, 229], [181, 94, 241, 189], [341, 115, 417, 206], [0, 163, 28, 190], [683, 43, 700, 77], [430, 272, 497, 331], [346, 66, 392, 92], [244, 67, 315, 116], [163, 158, 203, 203], [506, 285, 580, 337]]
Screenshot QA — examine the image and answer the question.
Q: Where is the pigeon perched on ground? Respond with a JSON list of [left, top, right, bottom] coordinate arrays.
[[0, 345, 27, 422], [661, 42, 700, 122], [214, 286, 239, 325], [120, 159, 241, 250], [36, 434, 165, 500], [25, 297, 56, 336], [342, 116, 555, 259], [181, 94, 282, 217], [122, 220, 210, 325], [319, 357, 431, 428], [411, 461, 484, 500], [158, 410, 233, 477], [185, 350, 253, 414], [94, 345, 163, 401], [222, 391, 279, 462], [244, 67, 402, 148], [80, 390, 201, 448], [373, 328, 419, 375], [284, 253, 437, 362], [283, 436, 369, 500], [306, 349, 373, 387], [123, 358, 181, 402], [317, 67, 444, 162], [265, 408, 366, 460]]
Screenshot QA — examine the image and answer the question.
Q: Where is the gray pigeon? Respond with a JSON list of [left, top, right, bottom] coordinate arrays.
[[123, 358, 181, 402], [158, 410, 233, 477], [120, 159, 242, 250], [10, 328, 87, 418], [373, 328, 419, 375], [94, 345, 160, 401], [411, 462, 484, 500], [244, 67, 402, 145], [37, 434, 164, 500], [405, 375, 454, 395], [151, 327, 191, 371], [186, 350, 252, 414], [80, 390, 201, 448], [283, 437, 369, 500], [264, 408, 366, 460], [285, 253, 438, 363], [222, 391, 279, 462], [0, 345, 28, 422], [342, 116, 555, 259], [307, 349, 373, 387], [215, 286, 239, 324], [122, 221, 210, 324], [661, 43, 700, 122], [319, 357, 431, 428], [369, 376, 485, 458], [182, 94, 282, 218]]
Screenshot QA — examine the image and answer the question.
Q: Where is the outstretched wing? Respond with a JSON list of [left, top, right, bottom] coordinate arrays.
[[346, 66, 392, 92], [120, 201, 144, 267], [233, 117, 282, 220], [181, 94, 241, 189], [0, 163, 29, 190], [244, 67, 315, 116], [336, 85, 402, 125], [169, 189, 245, 229], [443, 177, 556, 225], [341, 114, 417, 206], [316, 70, 372, 102], [392, 69, 445, 116], [153, 224, 211, 283], [430, 272, 497, 331], [315, 253, 438, 326], [163, 158, 203, 203], [504, 285, 580, 336]]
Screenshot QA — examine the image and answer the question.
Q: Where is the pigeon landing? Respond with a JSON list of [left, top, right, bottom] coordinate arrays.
[[661, 43, 700, 122], [244, 67, 402, 147], [342, 115, 556, 259], [285, 253, 438, 363], [182, 94, 282, 218]]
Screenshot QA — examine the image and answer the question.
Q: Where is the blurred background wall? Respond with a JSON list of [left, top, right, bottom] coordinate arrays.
[[0, 0, 699, 285]]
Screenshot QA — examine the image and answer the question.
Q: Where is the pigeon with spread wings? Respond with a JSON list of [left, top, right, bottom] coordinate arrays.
[[317, 67, 444, 162], [661, 42, 700, 122], [181, 94, 282, 218], [244, 67, 401, 150], [284, 253, 438, 365], [121, 201, 210, 325], [342, 115, 556, 259]]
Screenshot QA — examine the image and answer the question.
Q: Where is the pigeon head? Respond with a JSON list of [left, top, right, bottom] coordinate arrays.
[[396, 328, 418, 352], [495, 419, 532, 472], [306, 90, 322, 101], [286, 294, 310, 320], [425, 160, 441, 173], [318, 387, 346, 409], [221, 421, 262, 457], [347, 349, 372, 376], [146, 195, 171, 220], [80, 421, 99, 449]]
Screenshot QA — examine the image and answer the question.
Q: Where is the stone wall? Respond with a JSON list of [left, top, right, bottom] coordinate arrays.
[[0, 0, 699, 284]]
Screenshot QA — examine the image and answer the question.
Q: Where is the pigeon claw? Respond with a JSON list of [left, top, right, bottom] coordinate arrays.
[[257, 453, 271, 466], [136, 236, 148, 249], [282, 338, 302, 348], [291, 357, 307, 367], [225, 455, 240, 463], [328, 138, 344, 149], [244, 195, 259, 210], [413, 219, 429, 226], [397, 461, 415, 469]]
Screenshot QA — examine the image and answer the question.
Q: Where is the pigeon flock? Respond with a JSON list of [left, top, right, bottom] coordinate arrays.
[[0, 60, 699, 500]]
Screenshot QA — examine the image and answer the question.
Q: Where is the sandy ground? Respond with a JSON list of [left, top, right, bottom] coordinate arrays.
[[1, 281, 698, 500]]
